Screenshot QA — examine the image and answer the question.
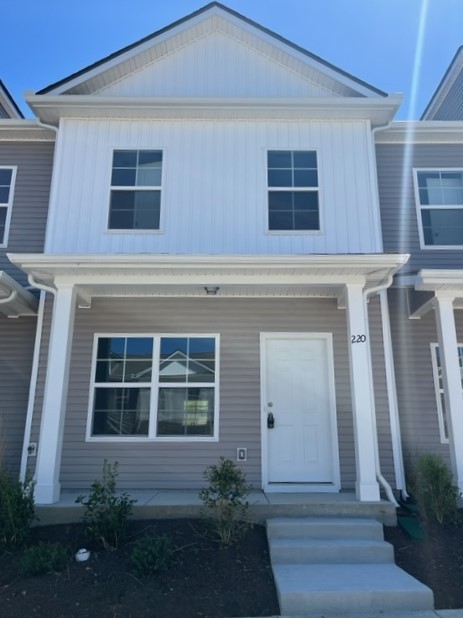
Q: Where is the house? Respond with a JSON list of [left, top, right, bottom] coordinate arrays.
[[5, 3, 415, 506], [377, 45, 463, 493], [0, 81, 55, 474]]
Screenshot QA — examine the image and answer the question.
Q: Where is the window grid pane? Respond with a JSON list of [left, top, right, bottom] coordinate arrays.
[[417, 170, 463, 246], [91, 336, 217, 439], [109, 150, 162, 230], [268, 151, 319, 231]]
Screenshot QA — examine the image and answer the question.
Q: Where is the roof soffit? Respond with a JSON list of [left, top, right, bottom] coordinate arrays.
[[35, 5, 386, 101]]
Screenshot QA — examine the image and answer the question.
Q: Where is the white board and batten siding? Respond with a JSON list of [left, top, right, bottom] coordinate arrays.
[[46, 118, 381, 255]]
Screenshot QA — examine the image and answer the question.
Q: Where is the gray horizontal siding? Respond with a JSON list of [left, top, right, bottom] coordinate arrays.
[[30, 296, 394, 492], [376, 143, 463, 275], [0, 142, 54, 285], [0, 315, 36, 474], [387, 288, 463, 474], [430, 71, 463, 120]]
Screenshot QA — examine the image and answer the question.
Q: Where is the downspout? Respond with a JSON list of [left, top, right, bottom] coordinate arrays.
[[18, 120, 59, 482], [18, 277, 57, 482], [366, 118, 408, 504], [364, 276, 398, 506]]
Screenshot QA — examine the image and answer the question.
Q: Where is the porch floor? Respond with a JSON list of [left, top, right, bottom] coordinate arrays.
[[35, 490, 397, 526]]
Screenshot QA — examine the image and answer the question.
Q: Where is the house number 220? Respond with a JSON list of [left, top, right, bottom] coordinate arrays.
[[351, 334, 367, 343]]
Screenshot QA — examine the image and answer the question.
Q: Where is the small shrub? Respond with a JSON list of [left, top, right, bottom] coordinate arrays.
[[76, 460, 135, 551], [0, 469, 35, 548], [199, 457, 252, 545], [130, 534, 173, 579], [20, 542, 69, 576], [410, 453, 460, 525]]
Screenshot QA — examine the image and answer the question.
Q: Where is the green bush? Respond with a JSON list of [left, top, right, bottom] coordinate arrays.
[[130, 534, 173, 579], [0, 469, 35, 548], [410, 453, 460, 525], [76, 460, 135, 551], [20, 542, 69, 576], [199, 457, 252, 546]]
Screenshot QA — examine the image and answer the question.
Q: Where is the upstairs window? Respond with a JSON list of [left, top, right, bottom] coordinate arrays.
[[267, 150, 319, 232], [109, 150, 162, 230], [0, 167, 16, 246], [415, 170, 463, 247]]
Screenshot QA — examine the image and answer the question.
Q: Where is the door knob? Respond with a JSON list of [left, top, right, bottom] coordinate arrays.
[[267, 412, 275, 429]]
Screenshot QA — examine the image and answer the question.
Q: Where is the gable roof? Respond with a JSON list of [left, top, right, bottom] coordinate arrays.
[[36, 2, 386, 99], [0, 80, 24, 119], [421, 46, 463, 120]]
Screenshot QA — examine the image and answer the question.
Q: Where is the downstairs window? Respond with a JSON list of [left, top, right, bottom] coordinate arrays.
[[89, 335, 218, 440]]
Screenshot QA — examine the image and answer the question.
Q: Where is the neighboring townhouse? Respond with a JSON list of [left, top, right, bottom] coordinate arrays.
[[8, 3, 411, 505], [0, 81, 55, 474], [377, 46, 463, 493]]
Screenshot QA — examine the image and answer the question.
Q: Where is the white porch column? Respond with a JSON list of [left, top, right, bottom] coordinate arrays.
[[434, 293, 463, 493], [345, 283, 381, 502], [34, 283, 77, 504]]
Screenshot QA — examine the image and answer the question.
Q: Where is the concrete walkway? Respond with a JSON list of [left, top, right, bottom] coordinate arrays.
[[35, 489, 396, 525], [243, 609, 463, 618]]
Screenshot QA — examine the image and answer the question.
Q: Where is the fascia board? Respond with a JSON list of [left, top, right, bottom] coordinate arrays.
[[417, 269, 463, 290], [9, 253, 409, 286], [376, 121, 463, 143], [9, 252, 409, 268], [0, 120, 56, 141], [25, 94, 402, 126]]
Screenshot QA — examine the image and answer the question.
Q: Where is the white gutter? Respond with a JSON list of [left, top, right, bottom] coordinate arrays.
[[0, 288, 17, 305], [19, 276, 57, 482]]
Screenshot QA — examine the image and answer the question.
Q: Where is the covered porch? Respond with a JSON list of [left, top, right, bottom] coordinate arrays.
[[10, 253, 408, 506]]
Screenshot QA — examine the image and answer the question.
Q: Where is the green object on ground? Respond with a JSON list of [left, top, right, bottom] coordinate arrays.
[[397, 516, 428, 540]]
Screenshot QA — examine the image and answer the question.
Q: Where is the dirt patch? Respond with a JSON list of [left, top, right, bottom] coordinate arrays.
[[0, 519, 279, 618], [384, 516, 463, 609], [2, 515, 463, 617]]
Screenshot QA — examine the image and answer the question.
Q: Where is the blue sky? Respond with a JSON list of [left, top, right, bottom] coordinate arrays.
[[2, 0, 462, 120]]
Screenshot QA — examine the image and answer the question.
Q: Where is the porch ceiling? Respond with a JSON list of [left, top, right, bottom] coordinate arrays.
[[8, 253, 409, 302]]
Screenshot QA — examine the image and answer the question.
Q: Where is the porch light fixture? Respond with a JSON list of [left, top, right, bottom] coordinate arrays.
[[205, 286, 219, 295]]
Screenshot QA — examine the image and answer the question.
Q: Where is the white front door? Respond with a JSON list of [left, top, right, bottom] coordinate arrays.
[[262, 333, 339, 489]]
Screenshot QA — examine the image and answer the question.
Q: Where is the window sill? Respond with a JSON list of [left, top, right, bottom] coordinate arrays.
[[104, 229, 164, 235], [85, 436, 219, 443], [266, 230, 324, 236]]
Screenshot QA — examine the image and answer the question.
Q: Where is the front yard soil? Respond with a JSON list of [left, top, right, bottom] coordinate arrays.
[[2, 515, 463, 617], [0, 519, 279, 618]]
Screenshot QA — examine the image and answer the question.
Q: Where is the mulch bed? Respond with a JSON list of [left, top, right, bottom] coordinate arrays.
[[0, 519, 279, 618], [2, 515, 463, 617], [384, 515, 463, 610]]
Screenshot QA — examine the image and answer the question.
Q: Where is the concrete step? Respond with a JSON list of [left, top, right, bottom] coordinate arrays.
[[267, 516, 384, 541], [274, 563, 434, 614], [270, 537, 394, 564]]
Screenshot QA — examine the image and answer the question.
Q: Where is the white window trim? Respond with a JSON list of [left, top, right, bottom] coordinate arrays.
[[413, 167, 463, 250], [0, 166, 17, 248], [429, 341, 461, 445], [86, 333, 220, 443], [107, 149, 164, 233], [265, 149, 323, 236]]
